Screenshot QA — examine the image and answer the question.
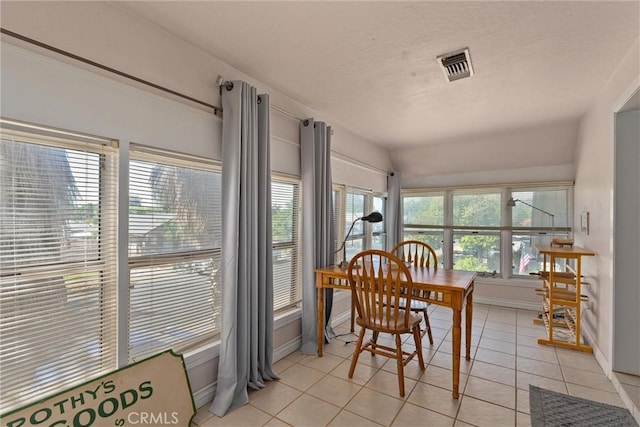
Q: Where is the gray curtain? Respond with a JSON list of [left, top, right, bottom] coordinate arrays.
[[386, 171, 403, 251], [210, 81, 277, 417], [300, 119, 335, 355]]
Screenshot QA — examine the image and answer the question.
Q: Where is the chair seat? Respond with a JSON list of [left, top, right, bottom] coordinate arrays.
[[356, 310, 422, 333], [398, 298, 429, 311]]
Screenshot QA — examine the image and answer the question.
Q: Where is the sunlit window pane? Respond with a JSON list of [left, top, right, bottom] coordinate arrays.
[[453, 232, 501, 273], [453, 192, 501, 227], [403, 195, 444, 226]]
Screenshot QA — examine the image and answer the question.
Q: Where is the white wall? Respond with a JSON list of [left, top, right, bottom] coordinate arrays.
[[0, 43, 221, 159], [573, 38, 640, 370], [393, 119, 578, 188], [0, 1, 392, 186]]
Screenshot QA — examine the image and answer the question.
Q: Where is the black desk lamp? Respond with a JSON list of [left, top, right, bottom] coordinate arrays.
[[336, 211, 383, 269]]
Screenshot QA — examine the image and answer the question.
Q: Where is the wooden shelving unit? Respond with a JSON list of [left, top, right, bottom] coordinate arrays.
[[533, 245, 595, 352]]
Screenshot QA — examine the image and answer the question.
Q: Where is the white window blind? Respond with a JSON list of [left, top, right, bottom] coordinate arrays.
[[511, 187, 571, 276], [271, 177, 300, 311], [128, 144, 221, 362], [372, 195, 386, 250], [345, 189, 368, 260], [332, 187, 343, 254], [0, 119, 118, 412]]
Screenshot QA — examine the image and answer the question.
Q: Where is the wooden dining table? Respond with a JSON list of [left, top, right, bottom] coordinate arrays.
[[315, 264, 476, 399]]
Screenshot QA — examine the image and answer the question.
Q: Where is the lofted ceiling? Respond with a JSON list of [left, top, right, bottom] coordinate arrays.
[[117, 1, 639, 153]]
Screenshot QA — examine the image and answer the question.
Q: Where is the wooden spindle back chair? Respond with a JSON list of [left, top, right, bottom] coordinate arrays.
[[391, 240, 438, 344], [347, 250, 425, 397]]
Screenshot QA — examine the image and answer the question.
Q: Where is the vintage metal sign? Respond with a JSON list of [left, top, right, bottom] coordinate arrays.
[[1, 350, 196, 427]]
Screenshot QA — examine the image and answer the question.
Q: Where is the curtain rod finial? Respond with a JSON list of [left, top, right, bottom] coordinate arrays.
[[216, 75, 233, 91]]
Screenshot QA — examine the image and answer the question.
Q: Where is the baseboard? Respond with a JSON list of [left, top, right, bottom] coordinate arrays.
[[191, 330, 301, 410], [610, 372, 640, 425], [582, 329, 640, 424], [473, 296, 539, 311], [331, 308, 352, 327], [581, 327, 610, 373], [273, 309, 351, 362], [191, 335, 300, 410], [274, 336, 302, 362], [193, 382, 216, 410]]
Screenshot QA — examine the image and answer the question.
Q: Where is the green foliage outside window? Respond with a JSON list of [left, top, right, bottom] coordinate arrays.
[[272, 203, 294, 243]]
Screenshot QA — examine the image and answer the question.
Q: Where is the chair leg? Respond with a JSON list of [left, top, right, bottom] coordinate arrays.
[[350, 296, 355, 333], [395, 334, 405, 397], [348, 328, 366, 379], [423, 311, 434, 345], [371, 330, 379, 353], [413, 325, 425, 370]]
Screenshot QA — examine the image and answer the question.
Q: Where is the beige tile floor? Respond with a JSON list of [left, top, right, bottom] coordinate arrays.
[[615, 372, 640, 416], [193, 304, 636, 427]]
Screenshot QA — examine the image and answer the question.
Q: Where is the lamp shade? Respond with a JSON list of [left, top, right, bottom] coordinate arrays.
[[506, 197, 560, 244], [361, 212, 383, 223], [336, 211, 384, 268]]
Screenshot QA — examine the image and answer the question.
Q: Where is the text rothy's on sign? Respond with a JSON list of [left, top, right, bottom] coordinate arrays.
[[1, 350, 196, 427]]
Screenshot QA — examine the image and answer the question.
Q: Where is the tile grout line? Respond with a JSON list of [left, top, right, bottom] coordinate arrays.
[[197, 305, 628, 426], [515, 306, 535, 425], [451, 305, 489, 425]]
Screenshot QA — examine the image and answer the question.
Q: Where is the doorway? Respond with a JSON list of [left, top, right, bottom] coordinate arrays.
[[612, 87, 639, 409]]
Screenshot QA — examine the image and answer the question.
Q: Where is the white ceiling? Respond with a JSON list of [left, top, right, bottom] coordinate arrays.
[[116, 1, 639, 151]]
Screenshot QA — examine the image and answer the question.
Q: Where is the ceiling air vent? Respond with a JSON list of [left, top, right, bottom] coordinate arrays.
[[437, 48, 473, 82]]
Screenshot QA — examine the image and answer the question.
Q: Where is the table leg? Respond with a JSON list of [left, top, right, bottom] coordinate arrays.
[[350, 294, 355, 333], [465, 287, 473, 361], [317, 285, 324, 357], [452, 308, 462, 399]]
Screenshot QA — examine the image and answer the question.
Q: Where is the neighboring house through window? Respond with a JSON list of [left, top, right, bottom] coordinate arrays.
[[128, 144, 221, 362]]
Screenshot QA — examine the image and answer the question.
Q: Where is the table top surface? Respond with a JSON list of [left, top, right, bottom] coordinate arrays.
[[536, 245, 595, 256], [315, 264, 476, 291]]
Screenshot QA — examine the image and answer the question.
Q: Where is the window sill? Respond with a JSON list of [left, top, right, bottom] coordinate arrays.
[[182, 307, 303, 370], [473, 275, 540, 288]]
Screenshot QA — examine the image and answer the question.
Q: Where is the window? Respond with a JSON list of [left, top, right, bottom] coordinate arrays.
[[403, 193, 445, 264], [128, 144, 221, 362], [0, 119, 118, 411], [344, 189, 368, 261], [334, 188, 382, 261], [272, 176, 301, 311], [510, 187, 571, 276], [371, 195, 386, 250], [452, 190, 501, 273], [0, 119, 311, 412], [402, 185, 572, 277]]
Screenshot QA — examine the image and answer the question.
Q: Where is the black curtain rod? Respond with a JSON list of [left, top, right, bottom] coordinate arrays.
[[1, 28, 222, 114], [2, 29, 391, 175], [2, 28, 309, 124]]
